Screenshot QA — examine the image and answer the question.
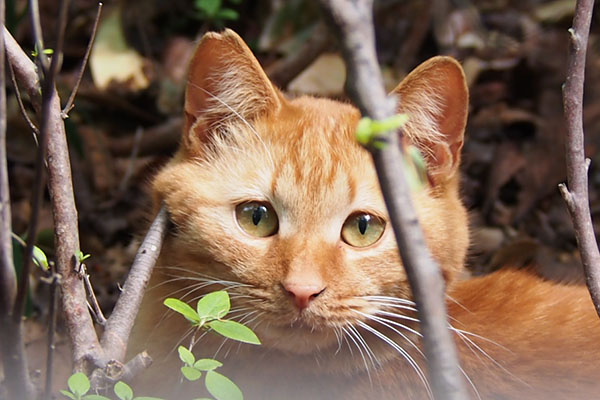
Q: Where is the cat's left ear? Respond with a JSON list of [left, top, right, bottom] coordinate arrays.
[[183, 29, 282, 153], [391, 56, 468, 183]]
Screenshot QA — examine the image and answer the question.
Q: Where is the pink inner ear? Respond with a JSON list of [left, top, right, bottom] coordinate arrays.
[[182, 30, 282, 153], [392, 56, 468, 182]]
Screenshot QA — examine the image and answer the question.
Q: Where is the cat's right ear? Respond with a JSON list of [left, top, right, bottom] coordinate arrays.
[[183, 29, 282, 153]]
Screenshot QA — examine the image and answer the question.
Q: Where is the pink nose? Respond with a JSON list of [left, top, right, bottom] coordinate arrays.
[[283, 283, 326, 310]]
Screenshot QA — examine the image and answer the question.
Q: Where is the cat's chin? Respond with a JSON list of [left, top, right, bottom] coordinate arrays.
[[255, 320, 340, 355]]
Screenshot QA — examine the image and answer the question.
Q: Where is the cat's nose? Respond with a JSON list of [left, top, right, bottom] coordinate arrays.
[[282, 283, 326, 310]]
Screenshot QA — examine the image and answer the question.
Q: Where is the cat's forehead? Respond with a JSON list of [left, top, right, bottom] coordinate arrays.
[[252, 97, 383, 230]]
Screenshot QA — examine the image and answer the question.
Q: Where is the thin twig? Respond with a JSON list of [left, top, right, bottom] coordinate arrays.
[[62, 2, 103, 118], [100, 205, 169, 363], [560, 0, 600, 317], [318, 1, 468, 399], [8, 60, 40, 142], [43, 267, 60, 400], [117, 126, 143, 195], [81, 263, 107, 325], [28, 0, 48, 72]]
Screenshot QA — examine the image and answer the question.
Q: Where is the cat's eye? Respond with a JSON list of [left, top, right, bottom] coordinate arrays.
[[341, 213, 385, 248], [235, 201, 279, 238]]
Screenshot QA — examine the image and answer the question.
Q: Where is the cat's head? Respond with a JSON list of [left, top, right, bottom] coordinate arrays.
[[152, 30, 469, 357]]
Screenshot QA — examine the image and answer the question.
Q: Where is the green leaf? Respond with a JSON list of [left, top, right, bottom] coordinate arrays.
[[194, 358, 223, 371], [355, 117, 373, 145], [60, 390, 77, 400], [209, 320, 260, 345], [371, 114, 409, 133], [32, 245, 49, 270], [355, 114, 409, 147], [68, 373, 90, 396], [196, 291, 230, 320], [178, 346, 195, 366], [114, 381, 133, 400], [79, 251, 91, 262], [196, 0, 222, 16], [134, 397, 166, 400], [205, 370, 243, 400], [216, 8, 239, 20], [164, 298, 200, 324], [181, 366, 202, 381], [83, 395, 111, 400]]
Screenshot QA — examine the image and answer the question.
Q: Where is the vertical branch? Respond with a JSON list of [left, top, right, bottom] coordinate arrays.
[[0, 3, 35, 399], [559, 0, 600, 317], [4, 23, 102, 371], [12, 0, 50, 320], [43, 269, 59, 400], [318, 1, 468, 399], [0, 0, 14, 320]]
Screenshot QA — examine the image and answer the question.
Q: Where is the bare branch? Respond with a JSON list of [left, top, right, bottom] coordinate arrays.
[[4, 26, 102, 370], [101, 205, 169, 363], [62, 2, 103, 118], [43, 269, 60, 400], [0, 0, 15, 327], [318, 1, 468, 399], [0, 4, 35, 398], [560, 0, 600, 317]]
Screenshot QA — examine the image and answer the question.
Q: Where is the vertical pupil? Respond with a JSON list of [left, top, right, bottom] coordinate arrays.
[[252, 205, 266, 225], [358, 215, 370, 235]]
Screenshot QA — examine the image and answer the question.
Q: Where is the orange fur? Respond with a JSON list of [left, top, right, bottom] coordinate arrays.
[[129, 30, 600, 399]]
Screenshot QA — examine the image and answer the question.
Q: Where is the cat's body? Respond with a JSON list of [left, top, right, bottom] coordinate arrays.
[[129, 30, 600, 399]]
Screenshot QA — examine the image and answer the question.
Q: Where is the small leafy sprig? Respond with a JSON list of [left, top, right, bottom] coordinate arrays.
[[178, 347, 242, 400], [355, 113, 409, 149], [60, 373, 163, 400], [164, 291, 260, 345], [164, 291, 260, 400], [355, 114, 429, 191]]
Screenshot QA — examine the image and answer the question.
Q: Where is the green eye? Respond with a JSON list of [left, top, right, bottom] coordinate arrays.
[[235, 201, 279, 238], [341, 213, 385, 248]]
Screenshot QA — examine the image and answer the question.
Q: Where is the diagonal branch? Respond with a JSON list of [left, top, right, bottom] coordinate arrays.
[[559, 0, 600, 317], [101, 205, 168, 363], [318, 1, 468, 399], [62, 2, 103, 118]]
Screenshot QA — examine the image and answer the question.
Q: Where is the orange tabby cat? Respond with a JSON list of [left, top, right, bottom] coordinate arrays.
[[129, 29, 600, 399]]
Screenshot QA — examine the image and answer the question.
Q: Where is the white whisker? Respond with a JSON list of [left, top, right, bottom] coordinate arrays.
[[356, 320, 433, 400], [341, 326, 372, 383]]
